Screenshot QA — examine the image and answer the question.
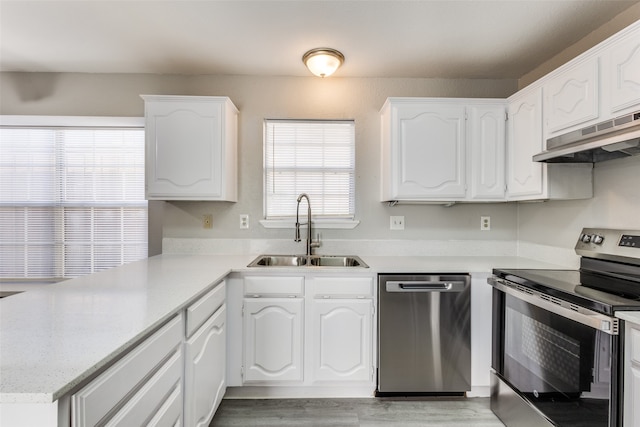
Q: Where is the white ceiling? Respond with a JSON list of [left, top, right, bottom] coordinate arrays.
[[1, 0, 638, 79]]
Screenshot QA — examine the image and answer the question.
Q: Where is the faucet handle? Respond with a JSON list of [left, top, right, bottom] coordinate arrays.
[[311, 233, 321, 248]]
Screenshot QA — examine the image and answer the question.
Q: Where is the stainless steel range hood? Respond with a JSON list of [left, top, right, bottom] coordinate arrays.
[[533, 111, 640, 163]]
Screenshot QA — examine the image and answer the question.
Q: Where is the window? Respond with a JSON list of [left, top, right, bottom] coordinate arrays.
[[263, 119, 355, 224], [0, 118, 147, 279]]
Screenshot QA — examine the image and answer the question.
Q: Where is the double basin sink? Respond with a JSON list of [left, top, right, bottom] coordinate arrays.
[[248, 254, 368, 268]]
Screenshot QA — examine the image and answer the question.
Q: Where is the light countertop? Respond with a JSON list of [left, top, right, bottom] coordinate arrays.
[[0, 253, 565, 404]]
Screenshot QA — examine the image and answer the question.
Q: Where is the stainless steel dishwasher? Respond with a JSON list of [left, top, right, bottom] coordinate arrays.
[[377, 273, 471, 395]]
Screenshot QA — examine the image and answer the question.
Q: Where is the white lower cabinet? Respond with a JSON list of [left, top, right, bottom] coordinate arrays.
[[311, 299, 373, 383], [72, 315, 184, 427], [243, 298, 304, 382], [624, 320, 640, 427], [71, 280, 227, 427], [184, 304, 226, 427], [183, 282, 226, 427], [106, 349, 183, 427], [238, 274, 375, 392]]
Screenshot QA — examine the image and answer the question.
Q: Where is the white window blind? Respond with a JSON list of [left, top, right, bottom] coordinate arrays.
[[264, 120, 355, 220], [0, 125, 147, 279]]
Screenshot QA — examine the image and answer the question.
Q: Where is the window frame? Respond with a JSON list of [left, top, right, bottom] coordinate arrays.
[[0, 115, 147, 280], [260, 118, 359, 230]]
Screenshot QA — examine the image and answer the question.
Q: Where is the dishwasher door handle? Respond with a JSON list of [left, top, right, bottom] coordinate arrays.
[[386, 280, 466, 292]]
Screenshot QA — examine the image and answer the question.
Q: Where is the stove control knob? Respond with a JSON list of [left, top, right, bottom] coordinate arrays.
[[592, 235, 604, 245], [581, 234, 592, 243]]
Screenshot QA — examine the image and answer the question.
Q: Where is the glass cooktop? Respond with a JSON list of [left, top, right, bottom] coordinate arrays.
[[492, 268, 640, 315]]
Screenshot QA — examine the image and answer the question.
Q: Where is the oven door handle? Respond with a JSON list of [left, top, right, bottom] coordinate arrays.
[[488, 277, 619, 335]]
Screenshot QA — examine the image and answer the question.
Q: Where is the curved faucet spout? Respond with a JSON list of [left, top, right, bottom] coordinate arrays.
[[294, 193, 319, 255]]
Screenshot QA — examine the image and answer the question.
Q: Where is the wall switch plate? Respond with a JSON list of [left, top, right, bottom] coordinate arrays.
[[481, 216, 491, 231], [240, 214, 249, 229], [203, 214, 213, 229], [390, 216, 405, 230]]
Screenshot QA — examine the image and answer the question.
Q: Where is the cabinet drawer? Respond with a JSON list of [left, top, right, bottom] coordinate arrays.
[[147, 384, 183, 427], [106, 348, 183, 427], [244, 276, 304, 296], [72, 315, 184, 427], [630, 324, 640, 364], [186, 281, 226, 337], [312, 277, 373, 298]]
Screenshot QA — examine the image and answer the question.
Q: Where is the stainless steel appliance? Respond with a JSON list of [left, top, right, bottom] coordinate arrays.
[[533, 110, 640, 163], [377, 273, 471, 395], [489, 228, 640, 427]]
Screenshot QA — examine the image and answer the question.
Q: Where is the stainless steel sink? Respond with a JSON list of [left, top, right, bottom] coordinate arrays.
[[308, 255, 367, 267], [247, 254, 368, 268], [248, 255, 308, 267]]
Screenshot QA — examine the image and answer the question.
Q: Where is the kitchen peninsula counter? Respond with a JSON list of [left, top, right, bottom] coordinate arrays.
[[0, 253, 565, 407]]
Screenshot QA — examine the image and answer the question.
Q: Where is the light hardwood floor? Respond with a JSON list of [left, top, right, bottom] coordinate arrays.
[[210, 397, 505, 426]]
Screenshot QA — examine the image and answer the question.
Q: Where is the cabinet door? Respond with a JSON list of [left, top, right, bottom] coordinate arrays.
[[144, 96, 237, 201], [468, 104, 506, 200], [311, 299, 373, 383], [545, 58, 599, 134], [184, 305, 226, 427], [243, 298, 304, 383], [506, 88, 544, 199], [624, 323, 640, 427], [609, 25, 640, 115], [390, 103, 466, 199]]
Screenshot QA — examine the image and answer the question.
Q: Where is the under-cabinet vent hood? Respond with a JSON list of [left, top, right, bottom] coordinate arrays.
[[533, 111, 640, 163]]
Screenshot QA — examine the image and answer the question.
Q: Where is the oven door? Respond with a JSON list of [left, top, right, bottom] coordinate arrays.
[[490, 278, 620, 427]]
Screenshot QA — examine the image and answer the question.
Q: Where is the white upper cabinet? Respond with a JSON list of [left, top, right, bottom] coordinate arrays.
[[142, 95, 238, 201], [381, 99, 466, 201], [606, 22, 640, 115], [544, 57, 599, 136], [380, 98, 506, 203], [506, 87, 544, 199], [467, 104, 506, 200], [506, 87, 593, 201]]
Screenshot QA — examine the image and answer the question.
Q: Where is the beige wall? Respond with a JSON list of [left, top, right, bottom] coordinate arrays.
[[1, 73, 520, 244]]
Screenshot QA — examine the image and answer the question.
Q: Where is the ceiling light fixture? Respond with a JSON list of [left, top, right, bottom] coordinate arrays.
[[302, 48, 344, 78]]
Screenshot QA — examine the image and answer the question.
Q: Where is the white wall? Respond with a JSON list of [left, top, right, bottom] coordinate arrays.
[[1, 73, 520, 249]]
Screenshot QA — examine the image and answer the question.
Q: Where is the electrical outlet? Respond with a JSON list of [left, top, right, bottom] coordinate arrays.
[[481, 216, 491, 231], [203, 214, 213, 229], [390, 216, 405, 230], [239, 214, 249, 229]]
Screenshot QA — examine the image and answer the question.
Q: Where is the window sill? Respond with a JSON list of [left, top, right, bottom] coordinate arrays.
[[259, 219, 360, 229]]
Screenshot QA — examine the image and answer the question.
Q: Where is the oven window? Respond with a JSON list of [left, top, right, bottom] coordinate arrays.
[[502, 294, 613, 426]]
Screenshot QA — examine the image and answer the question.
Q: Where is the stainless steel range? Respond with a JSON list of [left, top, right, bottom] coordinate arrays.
[[488, 228, 640, 427]]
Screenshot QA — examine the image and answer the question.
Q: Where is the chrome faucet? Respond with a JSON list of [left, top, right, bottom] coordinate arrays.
[[295, 193, 320, 256]]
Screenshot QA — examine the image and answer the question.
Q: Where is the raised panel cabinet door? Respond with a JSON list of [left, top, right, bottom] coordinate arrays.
[[506, 88, 544, 199], [545, 58, 599, 134], [468, 104, 506, 200], [184, 305, 226, 427], [243, 298, 304, 383], [311, 299, 372, 383], [143, 95, 238, 201], [609, 25, 640, 115], [392, 103, 466, 199], [146, 99, 223, 198]]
